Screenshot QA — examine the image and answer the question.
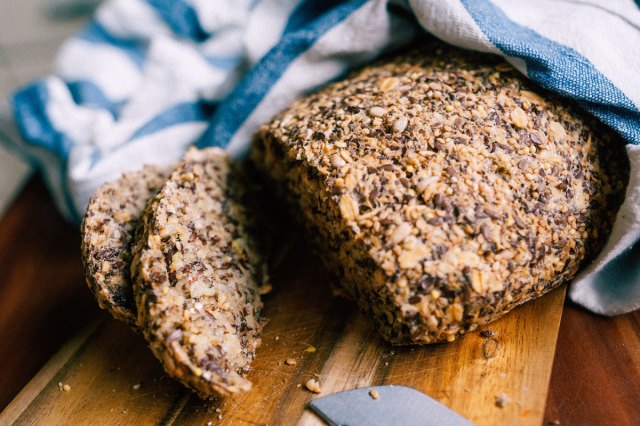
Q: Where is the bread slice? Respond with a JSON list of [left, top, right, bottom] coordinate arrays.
[[81, 165, 170, 326], [132, 147, 264, 396], [252, 44, 629, 344]]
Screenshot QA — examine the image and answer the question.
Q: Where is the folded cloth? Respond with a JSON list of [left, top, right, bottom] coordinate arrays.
[[8, 0, 640, 315]]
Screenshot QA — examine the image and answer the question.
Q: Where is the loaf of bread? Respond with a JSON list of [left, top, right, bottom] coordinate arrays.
[[253, 44, 629, 344], [131, 147, 265, 396]]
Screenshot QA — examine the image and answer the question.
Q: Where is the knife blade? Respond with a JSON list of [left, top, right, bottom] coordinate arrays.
[[307, 385, 474, 426]]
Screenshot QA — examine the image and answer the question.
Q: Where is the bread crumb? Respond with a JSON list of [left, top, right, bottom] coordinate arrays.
[[132, 384, 141, 390], [369, 388, 380, 400], [285, 358, 297, 366], [258, 283, 272, 295], [305, 379, 321, 394], [62, 384, 71, 392], [495, 392, 511, 408], [480, 329, 494, 338]]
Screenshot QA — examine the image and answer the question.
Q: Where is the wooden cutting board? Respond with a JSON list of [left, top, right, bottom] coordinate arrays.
[[1, 238, 566, 426]]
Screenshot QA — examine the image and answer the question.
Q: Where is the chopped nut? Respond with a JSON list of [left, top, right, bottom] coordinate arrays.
[[369, 388, 380, 400], [397, 244, 429, 269], [368, 106, 386, 117], [285, 358, 297, 366], [510, 107, 528, 128], [469, 270, 485, 293], [520, 90, 544, 104], [390, 222, 412, 244], [379, 77, 398, 92], [451, 302, 464, 322], [132, 384, 141, 390], [393, 117, 408, 133], [62, 384, 71, 392], [305, 378, 321, 394], [339, 194, 359, 221], [331, 153, 347, 168], [549, 121, 567, 141]]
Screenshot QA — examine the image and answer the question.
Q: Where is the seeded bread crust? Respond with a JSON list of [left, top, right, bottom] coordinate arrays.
[[131, 147, 264, 397], [81, 166, 170, 326], [253, 44, 629, 344]]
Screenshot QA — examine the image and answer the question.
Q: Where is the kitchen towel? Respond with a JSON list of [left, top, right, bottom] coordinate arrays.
[[7, 0, 640, 315]]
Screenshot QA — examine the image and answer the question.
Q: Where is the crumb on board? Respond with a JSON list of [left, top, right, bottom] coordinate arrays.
[[275, 336, 280, 341], [495, 392, 511, 408], [258, 283, 272, 295], [369, 388, 380, 400], [480, 329, 495, 338], [285, 358, 297, 366], [58, 383, 71, 392], [305, 379, 321, 394], [132, 384, 141, 390], [304, 345, 316, 353]]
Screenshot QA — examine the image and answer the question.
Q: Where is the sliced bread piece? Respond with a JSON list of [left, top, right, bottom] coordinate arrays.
[[81, 165, 170, 326], [132, 147, 264, 397]]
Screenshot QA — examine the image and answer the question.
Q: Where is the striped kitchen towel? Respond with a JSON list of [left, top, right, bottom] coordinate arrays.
[[7, 0, 640, 315]]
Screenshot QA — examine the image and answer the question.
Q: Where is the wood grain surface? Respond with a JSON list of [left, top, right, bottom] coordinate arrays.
[[0, 177, 101, 409], [2, 210, 566, 425], [1, 177, 639, 425], [545, 305, 640, 425]]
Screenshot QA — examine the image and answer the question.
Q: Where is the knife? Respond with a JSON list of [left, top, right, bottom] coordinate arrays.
[[307, 385, 474, 426]]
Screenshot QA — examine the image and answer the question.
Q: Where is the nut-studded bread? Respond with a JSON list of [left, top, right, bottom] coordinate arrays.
[[253, 44, 629, 344], [131, 147, 264, 396], [81, 166, 170, 326]]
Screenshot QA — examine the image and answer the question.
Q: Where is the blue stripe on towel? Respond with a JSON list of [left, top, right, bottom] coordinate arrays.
[[79, 21, 146, 68], [148, 0, 208, 42], [196, 0, 368, 149], [461, 0, 640, 145], [12, 82, 81, 222], [67, 80, 120, 116], [13, 82, 73, 160], [283, 0, 349, 34], [128, 100, 217, 142]]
